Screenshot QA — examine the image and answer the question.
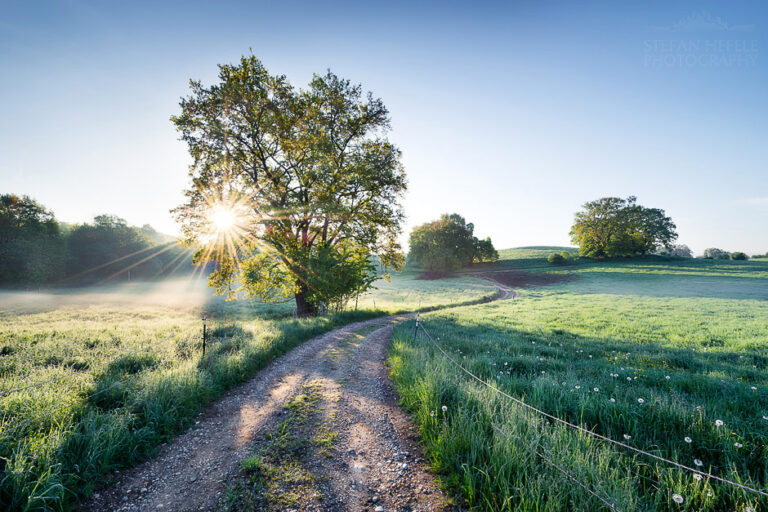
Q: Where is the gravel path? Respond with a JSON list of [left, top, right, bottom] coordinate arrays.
[[84, 282, 514, 512]]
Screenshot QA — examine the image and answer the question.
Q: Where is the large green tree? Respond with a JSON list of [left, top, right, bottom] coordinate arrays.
[[172, 55, 406, 316], [408, 213, 497, 271], [0, 194, 65, 285], [570, 196, 677, 258]]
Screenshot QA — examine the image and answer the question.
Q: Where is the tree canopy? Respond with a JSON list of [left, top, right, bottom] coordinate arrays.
[[570, 196, 677, 258], [0, 194, 190, 287], [0, 194, 64, 285], [171, 55, 407, 315], [408, 213, 498, 271]]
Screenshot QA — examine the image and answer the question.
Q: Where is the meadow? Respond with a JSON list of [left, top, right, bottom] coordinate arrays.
[[0, 272, 496, 511], [389, 252, 768, 511]]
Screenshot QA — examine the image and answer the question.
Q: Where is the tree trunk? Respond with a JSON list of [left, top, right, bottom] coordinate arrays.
[[295, 287, 316, 317]]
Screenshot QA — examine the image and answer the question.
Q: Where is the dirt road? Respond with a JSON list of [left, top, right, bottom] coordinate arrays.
[[84, 282, 514, 511]]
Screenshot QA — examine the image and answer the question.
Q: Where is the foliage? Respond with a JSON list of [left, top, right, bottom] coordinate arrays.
[[408, 213, 497, 270], [657, 244, 693, 258], [389, 256, 768, 511], [0, 194, 65, 285], [474, 237, 499, 263], [547, 252, 566, 264], [172, 55, 406, 316], [0, 195, 192, 287], [730, 251, 748, 260], [570, 196, 677, 258], [703, 248, 730, 260]]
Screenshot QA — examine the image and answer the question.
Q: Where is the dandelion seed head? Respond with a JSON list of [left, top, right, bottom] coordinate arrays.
[[693, 474, 702, 481], [638, 398, 645, 404], [694, 459, 703, 467], [762, 416, 768, 421], [706, 490, 713, 497], [594, 387, 599, 392], [684, 437, 692, 443], [672, 493, 683, 504], [610, 398, 616, 403], [751, 386, 757, 391], [665, 375, 671, 380], [623, 434, 631, 440], [442, 405, 447, 412], [715, 419, 724, 427], [735, 442, 743, 448]]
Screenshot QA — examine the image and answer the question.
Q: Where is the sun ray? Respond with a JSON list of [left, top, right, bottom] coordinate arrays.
[[101, 243, 178, 282]]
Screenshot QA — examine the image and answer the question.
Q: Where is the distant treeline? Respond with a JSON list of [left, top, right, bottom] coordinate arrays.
[[0, 194, 192, 287]]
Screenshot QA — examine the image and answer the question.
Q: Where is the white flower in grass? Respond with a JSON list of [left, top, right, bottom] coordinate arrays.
[[638, 398, 645, 404], [672, 493, 683, 504], [623, 434, 631, 440], [763, 416, 768, 421], [751, 386, 757, 391], [562, 382, 566, 386], [734, 442, 743, 448], [694, 458, 703, 467], [684, 437, 692, 443], [541, 371, 546, 374], [747, 507, 755, 512], [610, 398, 616, 403], [693, 473, 702, 481], [430, 410, 435, 417], [627, 377, 632, 381], [665, 375, 671, 380], [575, 385, 580, 390], [441, 405, 447, 412], [715, 419, 724, 427], [594, 387, 599, 392], [706, 490, 713, 497]]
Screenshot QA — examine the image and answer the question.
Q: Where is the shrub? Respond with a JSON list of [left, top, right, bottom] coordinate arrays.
[[560, 250, 572, 261], [731, 252, 748, 260], [547, 252, 566, 264], [658, 244, 693, 258], [703, 248, 730, 260]]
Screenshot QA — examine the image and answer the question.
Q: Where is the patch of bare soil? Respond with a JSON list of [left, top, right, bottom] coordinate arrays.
[[82, 316, 457, 512], [473, 270, 575, 288]]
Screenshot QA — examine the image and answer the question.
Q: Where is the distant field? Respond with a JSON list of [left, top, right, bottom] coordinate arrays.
[[389, 252, 768, 511], [356, 269, 498, 311], [0, 271, 494, 510]]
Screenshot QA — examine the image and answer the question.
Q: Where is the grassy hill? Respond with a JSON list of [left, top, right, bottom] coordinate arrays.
[[389, 251, 768, 511]]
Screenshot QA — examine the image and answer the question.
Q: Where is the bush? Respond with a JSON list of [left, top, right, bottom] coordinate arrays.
[[703, 248, 730, 260], [660, 244, 693, 258], [547, 252, 566, 264], [560, 250, 572, 261], [731, 252, 748, 260]]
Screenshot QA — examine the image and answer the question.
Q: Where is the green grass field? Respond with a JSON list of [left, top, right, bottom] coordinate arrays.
[[389, 252, 768, 511], [0, 272, 494, 511]]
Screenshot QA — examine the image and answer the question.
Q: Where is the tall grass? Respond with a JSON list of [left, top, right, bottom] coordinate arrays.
[[388, 258, 768, 511]]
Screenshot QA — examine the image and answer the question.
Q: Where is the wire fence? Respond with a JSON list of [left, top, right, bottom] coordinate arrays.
[[415, 318, 768, 501]]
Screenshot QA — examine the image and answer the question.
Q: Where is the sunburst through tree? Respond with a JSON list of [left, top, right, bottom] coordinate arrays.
[[172, 55, 407, 316]]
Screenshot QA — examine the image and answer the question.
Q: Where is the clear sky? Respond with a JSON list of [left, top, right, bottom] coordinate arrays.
[[1, 1, 766, 255]]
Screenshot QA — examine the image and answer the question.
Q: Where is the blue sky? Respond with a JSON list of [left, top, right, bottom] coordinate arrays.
[[1, 1, 766, 254]]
